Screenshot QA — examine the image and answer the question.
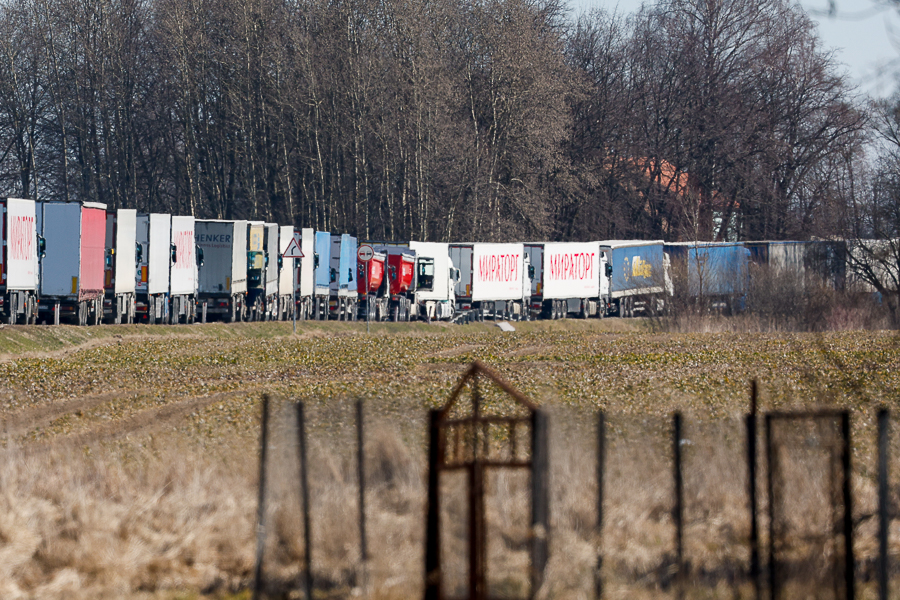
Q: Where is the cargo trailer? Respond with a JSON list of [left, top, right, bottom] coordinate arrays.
[[104, 208, 137, 324], [596, 240, 669, 317], [312, 231, 331, 320], [525, 241, 608, 319], [194, 220, 248, 322], [0, 198, 40, 324], [276, 225, 295, 320], [169, 216, 198, 324], [294, 228, 315, 320], [449, 242, 531, 320], [135, 213, 171, 324], [744, 240, 847, 291], [260, 223, 279, 320], [329, 234, 358, 320], [38, 201, 107, 325], [664, 241, 750, 313], [845, 239, 899, 295]]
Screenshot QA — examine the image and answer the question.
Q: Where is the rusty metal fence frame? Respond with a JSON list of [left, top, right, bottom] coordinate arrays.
[[424, 360, 549, 600]]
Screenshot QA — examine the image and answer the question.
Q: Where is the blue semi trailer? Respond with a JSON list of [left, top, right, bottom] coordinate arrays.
[[664, 241, 750, 312], [312, 231, 332, 320]]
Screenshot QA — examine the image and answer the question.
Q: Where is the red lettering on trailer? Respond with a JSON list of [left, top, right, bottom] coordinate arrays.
[[173, 231, 193, 269], [548, 251, 595, 281], [10, 216, 34, 262], [477, 253, 519, 283]]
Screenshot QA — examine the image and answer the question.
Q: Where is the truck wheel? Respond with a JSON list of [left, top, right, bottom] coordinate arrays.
[[21, 296, 32, 325], [7, 295, 16, 325]]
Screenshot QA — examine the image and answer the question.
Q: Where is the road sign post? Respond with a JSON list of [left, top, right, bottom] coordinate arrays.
[[357, 245, 374, 334]]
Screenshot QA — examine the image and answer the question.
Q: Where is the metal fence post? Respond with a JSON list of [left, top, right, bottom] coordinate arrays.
[[841, 411, 855, 600], [878, 408, 890, 600], [357, 399, 368, 588], [296, 402, 313, 600], [424, 409, 442, 600], [596, 411, 605, 600], [673, 412, 684, 600], [766, 414, 778, 600], [531, 409, 550, 598], [748, 382, 760, 600], [252, 396, 271, 600]]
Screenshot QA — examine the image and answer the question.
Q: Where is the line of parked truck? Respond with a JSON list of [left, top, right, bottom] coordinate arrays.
[[0, 197, 864, 326]]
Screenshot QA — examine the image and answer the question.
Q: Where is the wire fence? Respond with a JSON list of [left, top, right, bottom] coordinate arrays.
[[249, 389, 900, 600]]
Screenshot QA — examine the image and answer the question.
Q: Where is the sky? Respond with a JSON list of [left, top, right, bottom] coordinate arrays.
[[567, 0, 900, 99]]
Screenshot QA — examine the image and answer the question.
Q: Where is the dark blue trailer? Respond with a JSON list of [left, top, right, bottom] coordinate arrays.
[[664, 242, 750, 311], [597, 240, 669, 317], [312, 231, 331, 320]]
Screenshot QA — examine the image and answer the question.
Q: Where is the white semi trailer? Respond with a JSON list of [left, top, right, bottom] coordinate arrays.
[[525, 241, 609, 319], [261, 223, 280, 320], [169, 215, 198, 324], [195, 220, 248, 322], [0, 198, 40, 325], [294, 228, 315, 320], [135, 213, 171, 324], [104, 208, 137, 324], [276, 225, 295, 321], [449, 242, 531, 321]]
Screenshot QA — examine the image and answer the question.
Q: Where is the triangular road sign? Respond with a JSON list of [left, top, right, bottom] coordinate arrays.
[[283, 234, 304, 258]]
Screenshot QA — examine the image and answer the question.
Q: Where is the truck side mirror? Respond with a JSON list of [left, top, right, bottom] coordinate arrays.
[[278, 255, 283, 269], [528, 265, 535, 279], [38, 236, 46, 259], [330, 267, 337, 282], [452, 268, 460, 282], [314, 254, 319, 269], [171, 243, 178, 264], [135, 242, 143, 265], [348, 268, 353, 282], [606, 264, 613, 277], [196, 247, 205, 268], [105, 249, 114, 268]]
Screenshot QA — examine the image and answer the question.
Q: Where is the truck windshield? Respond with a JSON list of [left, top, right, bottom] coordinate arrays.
[[247, 251, 264, 270], [417, 258, 435, 290]]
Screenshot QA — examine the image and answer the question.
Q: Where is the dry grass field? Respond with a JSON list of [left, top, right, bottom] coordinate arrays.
[[0, 319, 895, 599]]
